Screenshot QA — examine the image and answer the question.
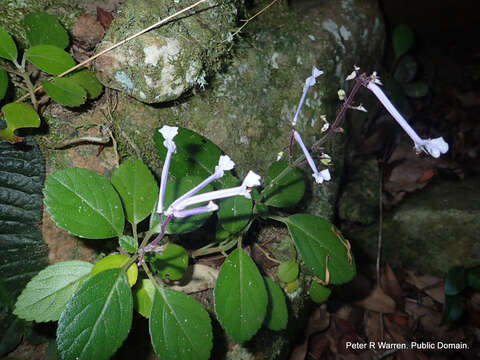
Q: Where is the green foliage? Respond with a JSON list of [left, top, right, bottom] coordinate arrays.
[[309, 282, 331, 303], [441, 294, 464, 325], [13, 261, 93, 322], [467, 266, 480, 290], [0, 27, 18, 61], [111, 158, 159, 225], [277, 261, 299, 283], [283, 214, 356, 284], [134, 279, 155, 318], [263, 277, 288, 331], [393, 54, 417, 83], [146, 243, 188, 280], [66, 68, 103, 99], [57, 269, 133, 360], [262, 161, 305, 208], [43, 168, 125, 239], [42, 78, 87, 107], [119, 235, 138, 254], [214, 248, 268, 343], [0, 103, 40, 142], [0, 68, 8, 100], [25, 45, 75, 75], [444, 266, 466, 296], [217, 176, 253, 233], [150, 286, 213, 360], [24, 12, 69, 49], [392, 24, 415, 58], [91, 254, 138, 287]]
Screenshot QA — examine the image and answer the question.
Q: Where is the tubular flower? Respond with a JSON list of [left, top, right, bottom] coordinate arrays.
[[156, 125, 178, 214]]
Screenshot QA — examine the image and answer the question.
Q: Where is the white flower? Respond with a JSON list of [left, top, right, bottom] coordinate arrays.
[[157, 125, 179, 214], [292, 66, 323, 126], [415, 137, 449, 158], [313, 169, 331, 184], [293, 131, 332, 184]]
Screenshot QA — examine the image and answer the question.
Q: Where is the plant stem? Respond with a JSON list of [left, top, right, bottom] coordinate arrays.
[[259, 76, 364, 201], [15, 0, 208, 103], [12, 59, 38, 110], [268, 215, 287, 223]]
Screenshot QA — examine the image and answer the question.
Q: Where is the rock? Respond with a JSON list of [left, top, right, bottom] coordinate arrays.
[[93, 0, 242, 103], [343, 177, 480, 276]]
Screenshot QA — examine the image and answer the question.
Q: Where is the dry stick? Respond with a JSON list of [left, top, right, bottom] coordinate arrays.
[[16, 0, 208, 103], [230, 0, 280, 38]]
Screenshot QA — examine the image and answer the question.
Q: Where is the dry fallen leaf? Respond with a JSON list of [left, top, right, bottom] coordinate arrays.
[[72, 13, 105, 50], [382, 264, 405, 310], [404, 270, 444, 304], [355, 285, 396, 313], [168, 264, 219, 294]]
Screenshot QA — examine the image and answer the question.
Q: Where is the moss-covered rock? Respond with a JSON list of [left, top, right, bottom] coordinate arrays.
[[343, 177, 480, 276], [93, 0, 243, 103]]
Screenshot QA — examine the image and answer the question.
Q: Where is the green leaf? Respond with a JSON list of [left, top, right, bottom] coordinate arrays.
[[154, 127, 223, 181], [263, 277, 287, 331], [0, 27, 17, 61], [119, 235, 138, 254], [161, 175, 214, 234], [217, 176, 253, 233], [133, 279, 155, 318], [111, 158, 158, 225], [24, 45, 75, 75], [404, 81, 429, 98], [393, 54, 418, 83], [57, 269, 133, 360], [277, 261, 299, 283], [0, 68, 8, 101], [43, 168, 125, 239], [150, 286, 213, 360], [67, 68, 103, 99], [444, 266, 466, 296], [0, 138, 49, 355], [0, 103, 40, 143], [467, 266, 480, 290], [24, 12, 69, 49], [91, 254, 138, 287], [393, 24, 415, 58], [214, 248, 268, 343], [441, 294, 464, 325], [13, 261, 93, 322], [145, 243, 188, 280], [262, 161, 305, 208], [309, 282, 331, 303], [283, 214, 356, 284], [42, 78, 87, 107]]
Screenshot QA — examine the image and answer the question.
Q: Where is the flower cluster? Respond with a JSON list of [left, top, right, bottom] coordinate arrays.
[[156, 126, 261, 220]]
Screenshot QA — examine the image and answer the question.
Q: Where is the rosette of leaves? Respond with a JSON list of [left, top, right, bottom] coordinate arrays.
[[0, 12, 102, 143]]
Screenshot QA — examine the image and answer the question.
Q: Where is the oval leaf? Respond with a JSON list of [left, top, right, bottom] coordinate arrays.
[[25, 45, 75, 75], [0, 27, 17, 61], [13, 261, 93, 322], [42, 78, 87, 107], [467, 266, 480, 290], [283, 214, 356, 284], [91, 254, 138, 287], [145, 243, 188, 280], [393, 24, 415, 58], [24, 12, 69, 49], [393, 54, 418, 83], [43, 168, 125, 239], [445, 266, 466, 296], [0, 103, 40, 143], [57, 268, 133, 360], [119, 235, 138, 254], [0, 68, 8, 101], [67, 68, 103, 99], [404, 81, 429, 98], [309, 282, 331, 303], [150, 286, 213, 360], [441, 294, 464, 325], [214, 248, 268, 343], [264, 277, 288, 331], [111, 158, 158, 225], [133, 279, 155, 318], [217, 176, 253, 233], [277, 261, 299, 283], [262, 161, 305, 208]]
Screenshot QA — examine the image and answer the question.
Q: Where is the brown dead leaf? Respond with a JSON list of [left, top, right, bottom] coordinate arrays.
[[405, 270, 444, 304], [383, 317, 416, 360], [168, 264, 218, 294], [72, 13, 105, 50], [97, 7, 113, 28], [355, 285, 396, 313], [381, 264, 405, 310], [364, 311, 383, 344]]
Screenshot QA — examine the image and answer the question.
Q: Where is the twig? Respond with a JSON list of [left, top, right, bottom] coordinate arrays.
[[229, 0, 280, 39], [51, 135, 110, 149], [376, 162, 383, 287], [254, 243, 281, 264], [15, 0, 208, 103]]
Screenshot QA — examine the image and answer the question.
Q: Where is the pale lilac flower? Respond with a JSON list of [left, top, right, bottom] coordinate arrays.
[[293, 131, 331, 184], [366, 80, 448, 158], [292, 66, 323, 126], [167, 155, 235, 213], [173, 201, 219, 218], [157, 125, 178, 214], [168, 171, 261, 214]]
